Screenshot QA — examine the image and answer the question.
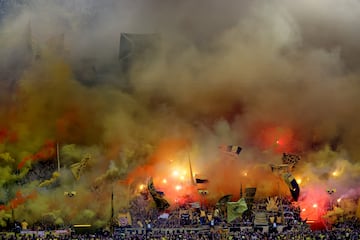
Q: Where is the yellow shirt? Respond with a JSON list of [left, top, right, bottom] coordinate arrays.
[[21, 221, 28, 230]]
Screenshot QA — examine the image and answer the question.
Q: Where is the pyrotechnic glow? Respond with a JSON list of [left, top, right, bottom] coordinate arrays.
[[337, 198, 342, 203], [313, 204, 318, 208], [172, 170, 179, 177], [139, 184, 145, 191], [298, 177, 310, 186], [171, 168, 187, 180], [250, 126, 295, 153], [0, 0, 360, 229]]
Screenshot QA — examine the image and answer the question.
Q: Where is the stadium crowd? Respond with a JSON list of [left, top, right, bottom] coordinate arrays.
[[1, 195, 360, 240]]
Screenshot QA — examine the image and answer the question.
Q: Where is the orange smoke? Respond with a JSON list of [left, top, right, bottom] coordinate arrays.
[[127, 138, 190, 182], [0, 190, 38, 210], [299, 187, 330, 222], [17, 140, 56, 169], [0, 127, 18, 143], [248, 123, 296, 153], [123, 138, 195, 205], [56, 106, 95, 144], [148, 138, 190, 164]]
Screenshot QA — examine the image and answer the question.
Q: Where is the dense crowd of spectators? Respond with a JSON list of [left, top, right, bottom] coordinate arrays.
[[1, 219, 360, 240], [1, 181, 359, 239], [17, 161, 57, 186], [1, 195, 359, 240]]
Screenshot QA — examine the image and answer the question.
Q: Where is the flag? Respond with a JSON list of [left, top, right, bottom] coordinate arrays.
[[326, 188, 336, 195], [270, 164, 290, 173], [158, 213, 170, 219], [265, 197, 279, 212], [254, 212, 268, 226], [64, 191, 77, 197], [195, 174, 209, 184], [189, 202, 201, 208], [118, 33, 160, 73], [245, 187, 256, 200], [282, 153, 300, 165], [119, 33, 159, 60], [219, 145, 242, 156], [282, 173, 300, 201], [147, 177, 170, 210], [156, 190, 165, 197], [245, 187, 257, 208], [39, 171, 60, 187], [217, 194, 233, 205], [195, 178, 209, 184], [227, 198, 248, 222], [198, 189, 209, 195], [70, 154, 90, 180], [195, 174, 209, 194], [226, 145, 242, 155]]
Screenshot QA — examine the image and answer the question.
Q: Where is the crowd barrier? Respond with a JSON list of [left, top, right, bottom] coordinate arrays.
[[113, 225, 275, 237], [1, 229, 72, 237]]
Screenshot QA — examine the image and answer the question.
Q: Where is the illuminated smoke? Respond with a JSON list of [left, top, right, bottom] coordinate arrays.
[[0, 0, 360, 225]]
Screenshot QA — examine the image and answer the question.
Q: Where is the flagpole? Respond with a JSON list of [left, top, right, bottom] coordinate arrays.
[[278, 174, 285, 225], [111, 188, 114, 219], [271, 164, 287, 225], [240, 183, 243, 199], [127, 183, 130, 209], [188, 152, 195, 186], [57, 142, 60, 172], [110, 185, 114, 233]]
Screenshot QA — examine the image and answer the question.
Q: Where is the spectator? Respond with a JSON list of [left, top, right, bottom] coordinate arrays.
[[21, 219, 28, 230]]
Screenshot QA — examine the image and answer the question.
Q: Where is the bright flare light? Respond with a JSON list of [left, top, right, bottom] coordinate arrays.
[[313, 204, 318, 208], [175, 185, 182, 191], [162, 179, 167, 184], [172, 168, 188, 179], [139, 184, 145, 191], [332, 171, 338, 177]]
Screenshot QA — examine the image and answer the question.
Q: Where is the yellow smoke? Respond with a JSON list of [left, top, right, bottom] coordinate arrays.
[[0, 0, 360, 227]]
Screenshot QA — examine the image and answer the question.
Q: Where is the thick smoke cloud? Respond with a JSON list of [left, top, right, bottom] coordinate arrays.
[[0, 0, 360, 226]]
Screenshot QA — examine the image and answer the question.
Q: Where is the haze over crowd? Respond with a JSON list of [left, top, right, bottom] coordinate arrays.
[[0, 0, 360, 227]]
